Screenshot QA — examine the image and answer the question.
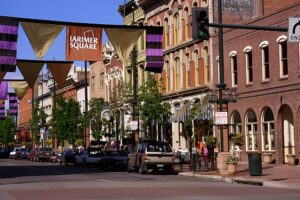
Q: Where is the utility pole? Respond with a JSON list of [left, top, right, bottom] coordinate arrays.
[[84, 61, 88, 149]]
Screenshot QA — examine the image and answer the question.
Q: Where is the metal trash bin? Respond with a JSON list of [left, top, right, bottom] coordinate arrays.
[[247, 152, 262, 176]]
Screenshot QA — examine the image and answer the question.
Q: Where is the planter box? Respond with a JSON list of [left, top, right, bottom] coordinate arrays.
[[286, 154, 296, 165], [226, 162, 237, 175], [262, 152, 272, 164]]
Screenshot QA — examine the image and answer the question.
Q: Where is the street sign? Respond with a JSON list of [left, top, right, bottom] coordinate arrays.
[[40, 127, 45, 139], [288, 17, 300, 43], [215, 112, 228, 125]]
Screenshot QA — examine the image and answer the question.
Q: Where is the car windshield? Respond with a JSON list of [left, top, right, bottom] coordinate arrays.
[[146, 142, 172, 153]]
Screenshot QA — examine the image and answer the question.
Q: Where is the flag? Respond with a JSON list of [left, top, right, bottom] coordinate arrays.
[[9, 92, 18, 116], [0, 17, 19, 72], [0, 81, 8, 100], [145, 27, 164, 73], [66, 26, 103, 61], [0, 100, 5, 120]]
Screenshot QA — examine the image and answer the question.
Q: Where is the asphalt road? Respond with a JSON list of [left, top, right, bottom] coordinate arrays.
[[0, 159, 299, 200]]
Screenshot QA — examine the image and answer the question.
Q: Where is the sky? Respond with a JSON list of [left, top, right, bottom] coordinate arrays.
[[0, 0, 127, 80]]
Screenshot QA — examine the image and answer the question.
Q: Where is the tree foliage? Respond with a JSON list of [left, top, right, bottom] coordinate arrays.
[[87, 98, 108, 141], [51, 96, 82, 146], [0, 117, 15, 146], [30, 102, 48, 144]]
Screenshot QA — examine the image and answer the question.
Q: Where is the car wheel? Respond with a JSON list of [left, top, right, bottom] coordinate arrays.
[[139, 162, 146, 174]]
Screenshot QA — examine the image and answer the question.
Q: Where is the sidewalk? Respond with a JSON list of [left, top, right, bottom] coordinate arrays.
[[177, 162, 300, 189]]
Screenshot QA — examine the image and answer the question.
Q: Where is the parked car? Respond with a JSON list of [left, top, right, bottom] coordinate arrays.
[[28, 148, 38, 161], [127, 140, 174, 174], [15, 148, 32, 160], [101, 150, 128, 171], [75, 148, 104, 167], [9, 147, 21, 159], [36, 148, 53, 162], [0, 148, 10, 158], [58, 149, 77, 165]]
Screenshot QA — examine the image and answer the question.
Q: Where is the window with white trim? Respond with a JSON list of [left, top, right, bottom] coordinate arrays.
[[259, 41, 270, 81], [244, 47, 253, 84], [246, 110, 258, 151], [164, 18, 169, 48], [194, 50, 199, 85], [230, 51, 238, 87], [185, 54, 190, 88], [277, 36, 288, 77], [261, 108, 275, 151], [231, 111, 242, 135]]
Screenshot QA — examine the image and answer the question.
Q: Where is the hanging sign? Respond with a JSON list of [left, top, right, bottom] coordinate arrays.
[[66, 26, 102, 61], [215, 112, 228, 125], [288, 17, 300, 43]]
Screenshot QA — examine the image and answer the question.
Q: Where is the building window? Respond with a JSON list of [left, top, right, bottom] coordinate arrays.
[[277, 35, 288, 77], [164, 19, 169, 48], [186, 54, 190, 88], [166, 61, 170, 92], [259, 41, 269, 81], [229, 51, 238, 87], [175, 58, 181, 90], [174, 13, 179, 45], [194, 50, 199, 85], [203, 46, 209, 84], [91, 76, 95, 91], [230, 111, 242, 150], [246, 110, 258, 151], [100, 73, 104, 89], [244, 46, 253, 84], [184, 8, 189, 40], [261, 108, 275, 151]]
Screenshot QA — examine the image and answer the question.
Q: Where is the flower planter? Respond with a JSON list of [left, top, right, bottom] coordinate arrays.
[[262, 152, 272, 164], [226, 162, 238, 175], [286, 154, 296, 165]]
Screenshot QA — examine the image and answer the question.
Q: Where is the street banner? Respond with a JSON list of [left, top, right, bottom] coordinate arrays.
[[66, 26, 102, 61], [17, 60, 44, 88], [145, 27, 164, 73], [21, 22, 64, 59], [105, 28, 144, 63], [8, 81, 29, 100], [0, 16, 19, 72], [46, 61, 73, 89], [0, 100, 5, 120], [8, 92, 18, 116], [0, 81, 8, 100]]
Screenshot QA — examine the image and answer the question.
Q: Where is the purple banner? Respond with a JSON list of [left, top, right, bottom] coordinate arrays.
[[0, 81, 8, 100], [0, 100, 5, 120], [9, 93, 18, 115]]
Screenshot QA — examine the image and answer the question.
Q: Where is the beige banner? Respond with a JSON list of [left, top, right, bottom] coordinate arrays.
[[21, 22, 64, 59], [66, 26, 102, 61], [47, 62, 73, 89], [17, 61, 44, 88], [8, 81, 29, 100], [105, 28, 144, 63], [0, 99, 4, 105], [0, 72, 6, 82]]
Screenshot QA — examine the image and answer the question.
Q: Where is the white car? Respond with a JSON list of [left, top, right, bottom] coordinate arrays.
[[9, 147, 21, 159], [75, 149, 104, 167]]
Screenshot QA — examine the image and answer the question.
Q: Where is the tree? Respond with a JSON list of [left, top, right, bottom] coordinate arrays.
[[0, 117, 15, 146], [138, 74, 171, 141], [87, 98, 108, 141], [51, 96, 82, 146], [30, 102, 48, 144]]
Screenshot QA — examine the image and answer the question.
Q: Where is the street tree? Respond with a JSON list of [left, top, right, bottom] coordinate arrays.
[[30, 103, 48, 145], [0, 117, 15, 146], [138, 74, 171, 141], [87, 98, 108, 141]]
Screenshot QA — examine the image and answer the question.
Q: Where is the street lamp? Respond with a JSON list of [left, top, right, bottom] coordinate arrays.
[[207, 85, 237, 152]]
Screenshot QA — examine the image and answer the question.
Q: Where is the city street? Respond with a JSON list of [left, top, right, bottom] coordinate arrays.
[[0, 159, 299, 200]]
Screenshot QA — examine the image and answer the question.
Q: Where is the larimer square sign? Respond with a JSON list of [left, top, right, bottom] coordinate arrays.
[[288, 17, 300, 43]]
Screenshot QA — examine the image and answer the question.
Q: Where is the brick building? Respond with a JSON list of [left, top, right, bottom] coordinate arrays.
[[212, 1, 300, 164]]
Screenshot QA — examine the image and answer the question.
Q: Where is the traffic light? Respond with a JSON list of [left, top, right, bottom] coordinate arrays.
[[192, 7, 209, 40]]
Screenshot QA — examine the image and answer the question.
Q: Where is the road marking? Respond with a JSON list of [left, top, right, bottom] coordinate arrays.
[[97, 179, 114, 183]]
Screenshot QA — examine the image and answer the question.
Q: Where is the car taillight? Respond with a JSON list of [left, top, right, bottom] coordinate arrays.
[[144, 154, 149, 160]]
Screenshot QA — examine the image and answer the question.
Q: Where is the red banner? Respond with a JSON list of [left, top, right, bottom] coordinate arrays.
[[66, 26, 102, 61]]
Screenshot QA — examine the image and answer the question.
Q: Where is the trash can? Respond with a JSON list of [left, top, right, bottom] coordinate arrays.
[[247, 152, 262, 176]]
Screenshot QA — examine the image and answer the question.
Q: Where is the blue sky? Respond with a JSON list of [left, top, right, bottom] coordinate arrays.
[[1, 0, 126, 79]]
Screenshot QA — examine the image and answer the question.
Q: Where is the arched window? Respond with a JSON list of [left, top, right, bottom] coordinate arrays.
[[261, 108, 275, 151], [175, 57, 181, 90], [277, 35, 288, 77], [194, 50, 199, 85], [164, 18, 169, 48], [229, 51, 238, 87], [174, 13, 179, 45], [203, 46, 209, 84], [184, 8, 189, 40], [231, 111, 242, 135], [244, 46, 253, 84], [166, 61, 170, 92], [259, 41, 269, 81], [245, 110, 258, 151], [185, 53, 190, 88]]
